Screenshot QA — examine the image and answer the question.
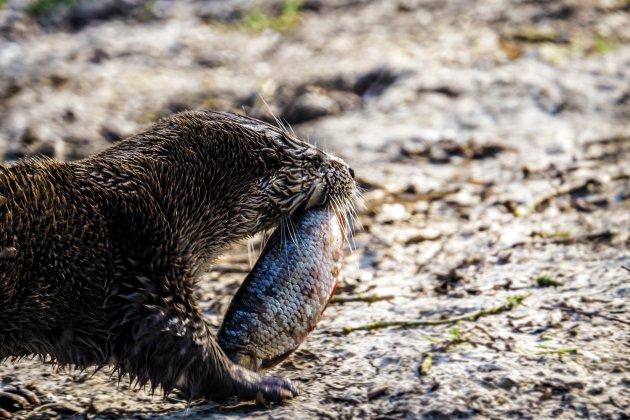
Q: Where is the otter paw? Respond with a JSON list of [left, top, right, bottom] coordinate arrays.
[[0, 385, 41, 418], [234, 371, 300, 403]]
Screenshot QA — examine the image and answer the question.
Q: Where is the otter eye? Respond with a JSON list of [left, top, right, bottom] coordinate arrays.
[[259, 148, 281, 170]]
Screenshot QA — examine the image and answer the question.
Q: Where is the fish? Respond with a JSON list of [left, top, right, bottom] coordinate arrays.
[[217, 206, 344, 371]]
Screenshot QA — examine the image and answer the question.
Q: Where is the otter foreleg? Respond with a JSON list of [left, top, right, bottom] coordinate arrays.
[[105, 270, 299, 403]]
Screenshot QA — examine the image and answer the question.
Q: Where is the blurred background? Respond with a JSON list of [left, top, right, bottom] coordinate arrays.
[[0, 0, 628, 418], [1, 0, 628, 163]]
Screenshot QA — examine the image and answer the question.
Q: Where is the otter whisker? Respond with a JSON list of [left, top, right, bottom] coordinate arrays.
[[286, 215, 306, 263], [331, 194, 362, 277], [259, 229, 272, 256], [335, 196, 357, 265], [259, 94, 295, 140], [284, 217, 299, 282], [280, 215, 290, 264], [283, 215, 303, 284], [247, 236, 256, 269]]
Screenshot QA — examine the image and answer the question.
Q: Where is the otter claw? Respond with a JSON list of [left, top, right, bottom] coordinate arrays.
[[235, 374, 299, 403]]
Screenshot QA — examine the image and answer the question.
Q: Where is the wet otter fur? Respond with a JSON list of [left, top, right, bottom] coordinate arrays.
[[0, 110, 356, 408]]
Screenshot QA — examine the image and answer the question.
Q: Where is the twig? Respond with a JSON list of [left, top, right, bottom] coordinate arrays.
[[342, 294, 529, 334], [330, 294, 394, 304], [510, 230, 615, 248], [419, 336, 482, 375], [531, 179, 599, 212], [622, 265, 630, 274], [473, 324, 497, 340], [540, 305, 630, 326], [428, 338, 472, 353], [533, 346, 577, 356]]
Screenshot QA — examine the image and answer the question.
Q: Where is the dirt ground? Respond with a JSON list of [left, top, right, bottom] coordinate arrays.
[[0, 0, 629, 418]]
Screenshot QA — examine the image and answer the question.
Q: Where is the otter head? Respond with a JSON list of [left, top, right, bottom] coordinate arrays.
[[191, 111, 357, 238], [254, 126, 357, 224]]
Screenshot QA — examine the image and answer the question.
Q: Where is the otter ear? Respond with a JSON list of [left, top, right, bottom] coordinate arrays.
[[258, 148, 280, 170]]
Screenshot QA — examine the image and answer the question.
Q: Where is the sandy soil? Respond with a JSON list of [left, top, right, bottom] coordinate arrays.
[[0, 0, 629, 418]]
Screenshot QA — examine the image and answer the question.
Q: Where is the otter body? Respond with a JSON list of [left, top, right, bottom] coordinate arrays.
[[0, 111, 356, 404]]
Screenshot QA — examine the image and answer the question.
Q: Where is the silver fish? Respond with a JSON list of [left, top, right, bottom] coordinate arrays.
[[217, 206, 344, 371]]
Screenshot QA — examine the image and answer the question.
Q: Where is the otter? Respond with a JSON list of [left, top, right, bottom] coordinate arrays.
[[0, 110, 357, 414]]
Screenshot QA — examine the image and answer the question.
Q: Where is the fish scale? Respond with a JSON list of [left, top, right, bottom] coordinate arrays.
[[217, 206, 343, 371]]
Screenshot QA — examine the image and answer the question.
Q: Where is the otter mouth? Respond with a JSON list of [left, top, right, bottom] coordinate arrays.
[[284, 182, 327, 218], [303, 182, 327, 211], [290, 183, 349, 235]]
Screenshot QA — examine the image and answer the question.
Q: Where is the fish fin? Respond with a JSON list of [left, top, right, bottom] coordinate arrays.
[[259, 348, 297, 370]]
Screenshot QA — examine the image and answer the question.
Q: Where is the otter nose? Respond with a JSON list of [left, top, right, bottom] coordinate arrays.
[[348, 167, 355, 180]]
